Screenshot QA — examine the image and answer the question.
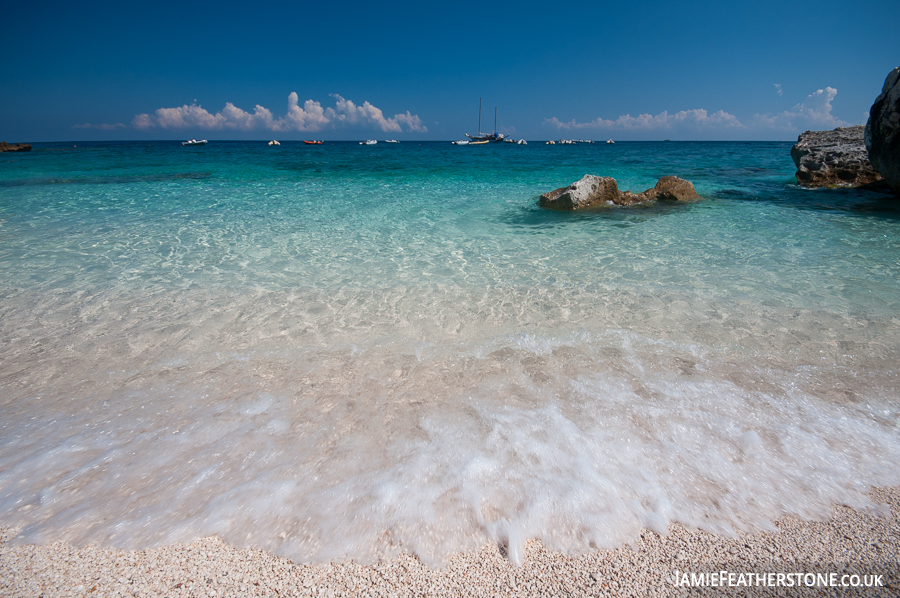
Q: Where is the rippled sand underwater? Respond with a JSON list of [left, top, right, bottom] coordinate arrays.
[[1, 141, 898, 565]]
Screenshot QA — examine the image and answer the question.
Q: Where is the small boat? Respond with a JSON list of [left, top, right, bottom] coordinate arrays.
[[182, 139, 207, 146], [559, 139, 575, 145], [469, 140, 489, 145], [451, 139, 469, 145], [516, 139, 527, 145], [268, 140, 280, 146], [546, 140, 556, 145], [607, 139, 615, 144], [384, 139, 399, 143], [360, 140, 377, 145]]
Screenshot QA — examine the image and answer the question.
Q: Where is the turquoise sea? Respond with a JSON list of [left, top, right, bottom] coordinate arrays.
[[1, 140, 899, 565]]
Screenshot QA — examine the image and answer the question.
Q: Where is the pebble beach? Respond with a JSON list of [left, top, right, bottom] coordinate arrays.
[[3, 487, 898, 597]]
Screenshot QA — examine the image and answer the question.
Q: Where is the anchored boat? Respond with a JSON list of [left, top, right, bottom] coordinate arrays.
[[464, 99, 505, 143]]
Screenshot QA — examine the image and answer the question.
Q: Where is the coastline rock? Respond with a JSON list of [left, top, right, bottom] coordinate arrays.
[[790, 126, 881, 188], [0, 142, 32, 152], [539, 175, 699, 210], [651, 175, 701, 201], [865, 66, 900, 194], [538, 175, 620, 209]]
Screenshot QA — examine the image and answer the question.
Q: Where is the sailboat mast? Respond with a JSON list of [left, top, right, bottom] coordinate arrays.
[[478, 98, 482, 135]]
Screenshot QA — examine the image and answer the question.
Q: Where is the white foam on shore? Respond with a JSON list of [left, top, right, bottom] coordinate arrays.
[[1, 288, 898, 566]]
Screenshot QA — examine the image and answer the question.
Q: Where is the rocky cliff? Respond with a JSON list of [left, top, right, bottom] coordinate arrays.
[[865, 67, 900, 194], [0, 142, 32, 152], [790, 126, 881, 188]]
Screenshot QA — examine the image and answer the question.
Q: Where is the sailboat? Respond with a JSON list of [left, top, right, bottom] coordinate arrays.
[[465, 99, 505, 143]]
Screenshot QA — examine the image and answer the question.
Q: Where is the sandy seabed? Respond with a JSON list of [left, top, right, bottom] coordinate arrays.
[[1, 488, 899, 598]]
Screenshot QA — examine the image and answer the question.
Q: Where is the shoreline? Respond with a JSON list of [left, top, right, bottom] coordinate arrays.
[[2, 488, 898, 597]]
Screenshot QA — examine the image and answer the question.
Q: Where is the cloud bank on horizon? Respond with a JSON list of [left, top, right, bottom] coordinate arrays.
[[545, 87, 855, 134], [77, 86, 859, 139], [130, 93, 427, 133]]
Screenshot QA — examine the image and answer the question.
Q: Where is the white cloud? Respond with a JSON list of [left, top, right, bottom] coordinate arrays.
[[545, 108, 744, 131], [322, 94, 427, 132], [132, 93, 427, 133], [131, 113, 154, 130], [73, 122, 126, 130], [753, 87, 853, 130], [543, 86, 859, 138]]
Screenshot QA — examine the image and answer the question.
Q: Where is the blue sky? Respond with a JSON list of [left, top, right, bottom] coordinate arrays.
[[3, 0, 897, 141]]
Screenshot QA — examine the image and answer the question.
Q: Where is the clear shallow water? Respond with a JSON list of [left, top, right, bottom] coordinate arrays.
[[1, 140, 899, 565]]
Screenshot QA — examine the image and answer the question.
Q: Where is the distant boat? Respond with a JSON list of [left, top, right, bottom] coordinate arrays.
[[516, 139, 527, 145], [182, 139, 207, 146], [546, 140, 556, 145], [607, 139, 615, 144], [360, 140, 377, 145], [464, 99, 506, 143], [469, 140, 489, 145], [303, 140, 323, 145], [384, 139, 399, 143], [268, 140, 280, 146], [451, 139, 469, 145], [559, 139, 575, 145]]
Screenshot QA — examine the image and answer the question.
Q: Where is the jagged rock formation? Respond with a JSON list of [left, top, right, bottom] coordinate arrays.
[[539, 175, 699, 210], [865, 67, 900, 194], [790, 126, 881, 188], [0, 142, 32, 152]]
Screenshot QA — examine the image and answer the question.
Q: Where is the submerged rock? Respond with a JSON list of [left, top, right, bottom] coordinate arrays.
[[790, 126, 880, 188], [539, 175, 699, 210], [0, 142, 32, 152], [865, 66, 900, 194]]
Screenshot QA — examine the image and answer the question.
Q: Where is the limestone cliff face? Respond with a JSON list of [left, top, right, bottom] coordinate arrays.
[[539, 175, 699, 210], [790, 126, 881, 188], [865, 67, 900, 195]]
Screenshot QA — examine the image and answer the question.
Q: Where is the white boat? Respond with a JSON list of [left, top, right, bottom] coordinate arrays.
[[182, 139, 207, 146], [607, 139, 615, 144], [384, 139, 399, 143], [463, 99, 506, 143], [360, 140, 377, 145], [451, 139, 469, 145], [516, 139, 527, 145], [546, 140, 556, 145], [268, 140, 280, 146]]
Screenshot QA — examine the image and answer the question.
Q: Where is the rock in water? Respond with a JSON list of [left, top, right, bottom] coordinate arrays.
[[790, 126, 881, 188], [540, 175, 699, 209], [652, 175, 701, 201], [0, 142, 32, 152], [539, 175, 621, 209], [865, 66, 900, 194]]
